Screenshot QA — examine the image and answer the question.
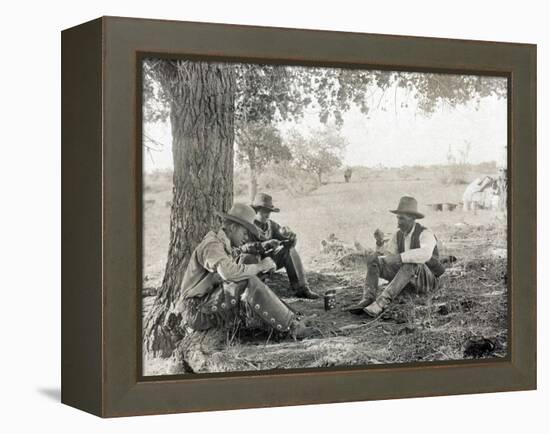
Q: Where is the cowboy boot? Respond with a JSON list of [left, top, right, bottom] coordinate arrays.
[[344, 283, 377, 314], [242, 276, 296, 332], [364, 299, 387, 317], [345, 297, 375, 314], [364, 263, 417, 317], [343, 254, 379, 313], [289, 249, 320, 299], [289, 318, 316, 340], [294, 285, 320, 300], [278, 247, 320, 299]]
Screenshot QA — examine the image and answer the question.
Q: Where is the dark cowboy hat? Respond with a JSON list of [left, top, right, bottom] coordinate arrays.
[[390, 196, 424, 219], [251, 192, 280, 213], [216, 203, 260, 238]]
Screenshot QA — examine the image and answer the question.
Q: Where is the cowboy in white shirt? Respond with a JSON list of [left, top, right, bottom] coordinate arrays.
[[344, 196, 445, 317]]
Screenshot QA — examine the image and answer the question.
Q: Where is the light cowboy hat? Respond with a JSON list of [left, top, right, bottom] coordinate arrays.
[[251, 192, 280, 213], [217, 203, 260, 238], [390, 196, 425, 219]]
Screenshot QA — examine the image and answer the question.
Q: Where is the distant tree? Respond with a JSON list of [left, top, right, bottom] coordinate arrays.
[[235, 121, 292, 201], [288, 125, 348, 185], [443, 140, 472, 185]]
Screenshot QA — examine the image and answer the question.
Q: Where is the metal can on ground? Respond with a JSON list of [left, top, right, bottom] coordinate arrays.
[[324, 289, 337, 311]]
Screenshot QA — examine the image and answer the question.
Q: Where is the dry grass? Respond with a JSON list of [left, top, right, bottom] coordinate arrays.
[[142, 166, 507, 375]]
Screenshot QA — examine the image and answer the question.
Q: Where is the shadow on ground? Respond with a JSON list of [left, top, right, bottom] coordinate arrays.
[[37, 388, 60, 402]]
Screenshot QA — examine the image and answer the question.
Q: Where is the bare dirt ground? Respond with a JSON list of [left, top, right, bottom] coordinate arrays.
[[142, 166, 507, 375]]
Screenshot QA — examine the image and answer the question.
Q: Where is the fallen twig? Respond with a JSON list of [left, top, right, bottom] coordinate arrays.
[[339, 316, 382, 332], [233, 354, 260, 371]]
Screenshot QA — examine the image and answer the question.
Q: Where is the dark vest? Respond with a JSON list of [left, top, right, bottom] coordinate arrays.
[[254, 219, 274, 241], [397, 223, 445, 277]]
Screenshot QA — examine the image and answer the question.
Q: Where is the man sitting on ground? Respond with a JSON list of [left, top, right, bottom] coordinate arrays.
[[343, 196, 445, 317], [239, 193, 319, 300], [175, 203, 314, 339]]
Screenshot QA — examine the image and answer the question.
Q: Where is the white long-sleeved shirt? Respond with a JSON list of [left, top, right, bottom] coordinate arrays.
[[380, 223, 437, 264]]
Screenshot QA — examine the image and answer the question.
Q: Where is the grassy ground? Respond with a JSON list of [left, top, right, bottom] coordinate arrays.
[[142, 166, 507, 375]]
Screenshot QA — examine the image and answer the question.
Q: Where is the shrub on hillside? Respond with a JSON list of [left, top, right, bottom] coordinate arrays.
[[441, 141, 472, 185], [144, 169, 173, 193]]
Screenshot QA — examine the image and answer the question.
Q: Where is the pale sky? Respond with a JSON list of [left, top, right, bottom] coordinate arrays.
[[143, 80, 507, 173]]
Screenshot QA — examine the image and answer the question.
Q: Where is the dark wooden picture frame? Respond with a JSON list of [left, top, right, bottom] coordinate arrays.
[[62, 16, 536, 417]]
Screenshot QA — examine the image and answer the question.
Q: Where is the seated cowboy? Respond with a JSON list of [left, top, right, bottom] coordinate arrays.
[[239, 193, 319, 300], [175, 203, 314, 339], [343, 196, 445, 317]]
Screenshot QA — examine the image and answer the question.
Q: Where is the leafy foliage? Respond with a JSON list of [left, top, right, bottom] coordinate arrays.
[[143, 58, 507, 134], [142, 59, 171, 124], [235, 121, 291, 169], [394, 72, 507, 114], [235, 121, 292, 199], [287, 125, 348, 184], [298, 68, 378, 124], [234, 64, 306, 125]]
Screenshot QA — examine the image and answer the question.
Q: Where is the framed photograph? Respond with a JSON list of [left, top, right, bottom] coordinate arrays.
[[62, 16, 536, 417]]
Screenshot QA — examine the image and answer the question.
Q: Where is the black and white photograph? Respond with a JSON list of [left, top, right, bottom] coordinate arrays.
[[2, 0, 544, 428], [140, 58, 509, 376]]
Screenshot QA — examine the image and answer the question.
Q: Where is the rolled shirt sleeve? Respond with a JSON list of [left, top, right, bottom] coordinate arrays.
[[199, 241, 229, 272], [198, 241, 261, 282], [216, 258, 262, 282], [400, 229, 437, 264]]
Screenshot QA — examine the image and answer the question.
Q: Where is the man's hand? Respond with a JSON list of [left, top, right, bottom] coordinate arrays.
[[238, 242, 262, 255], [374, 229, 385, 246], [280, 226, 297, 248], [261, 239, 281, 251], [383, 254, 403, 266], [286, 231, 297, 248], [259, 257, 277, 273]]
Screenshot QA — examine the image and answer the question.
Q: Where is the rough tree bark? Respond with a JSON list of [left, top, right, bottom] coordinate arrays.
[[143, 61, 236, 357], [248, 147, 258, 202]]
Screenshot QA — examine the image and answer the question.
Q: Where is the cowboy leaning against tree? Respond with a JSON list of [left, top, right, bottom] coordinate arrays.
[[174, 203, 315, 339]]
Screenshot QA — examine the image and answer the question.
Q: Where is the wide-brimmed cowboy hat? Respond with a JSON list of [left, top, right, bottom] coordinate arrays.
[[251, 192, 280, 213], [216, 203, 260, 238], [390, 196, 424, 219]]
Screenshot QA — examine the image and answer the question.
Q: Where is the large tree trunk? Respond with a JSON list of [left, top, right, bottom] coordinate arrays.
[[144, 61, 236, 357], [248, 147, 258, 202]]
